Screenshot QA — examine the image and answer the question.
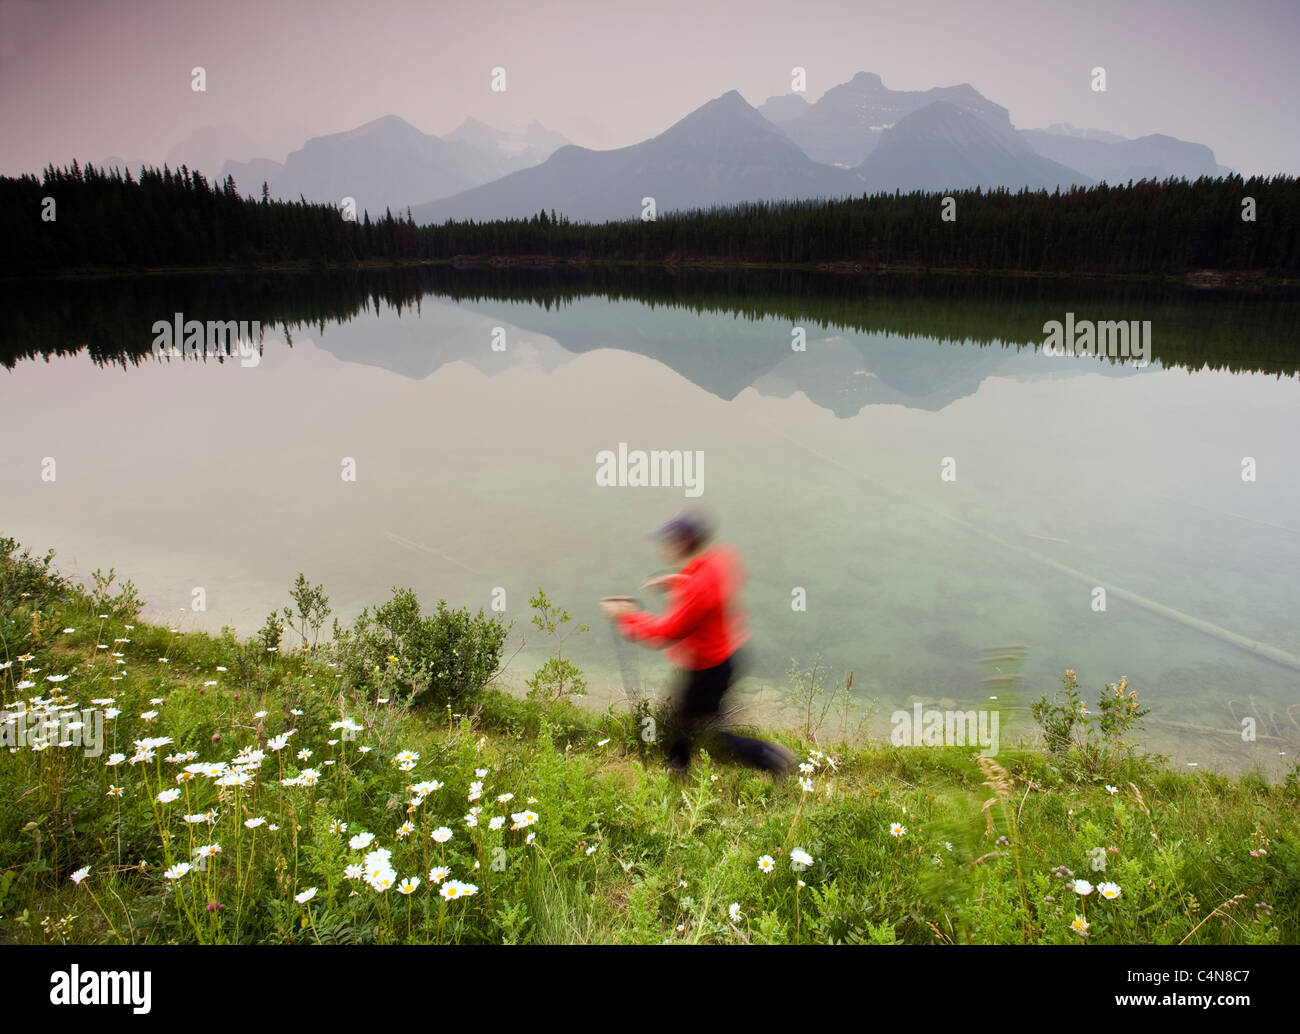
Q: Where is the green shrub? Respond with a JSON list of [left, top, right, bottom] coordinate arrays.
[[332, 587, 508, 708]]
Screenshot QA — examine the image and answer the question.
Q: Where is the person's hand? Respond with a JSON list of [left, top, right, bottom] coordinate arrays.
[[641, 573, 684, 593], [599, 598, 635, 619]]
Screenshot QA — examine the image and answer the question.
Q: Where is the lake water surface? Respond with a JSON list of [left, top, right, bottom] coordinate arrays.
[[2, 271, 1297, 773]]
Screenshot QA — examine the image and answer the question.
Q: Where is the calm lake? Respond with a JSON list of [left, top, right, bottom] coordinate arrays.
[[2, 269, 1298, 773]]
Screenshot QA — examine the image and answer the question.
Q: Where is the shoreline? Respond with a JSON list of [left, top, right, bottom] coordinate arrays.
[[4, 258, 1296, 293]]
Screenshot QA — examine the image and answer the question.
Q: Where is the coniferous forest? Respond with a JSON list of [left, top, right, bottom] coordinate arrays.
[[2, 162, 1297, 279]]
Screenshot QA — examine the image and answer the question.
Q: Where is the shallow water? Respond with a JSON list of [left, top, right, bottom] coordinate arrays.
[[2, 273, 1298, 774]]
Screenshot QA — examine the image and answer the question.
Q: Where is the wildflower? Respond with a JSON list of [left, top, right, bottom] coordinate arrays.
[[790, 848, 813, 871], [799, 762, 815, 774], [394, 750, 420, 766], [468, 781, 483, 801], [890, 823, 906, 838], [1072, 879, 1094, 896], [70, 866, 90, 885], [140, 710, 159, 722], [1071, 915, 1090, 938], [297, 749, 312, 761], [156, 788, 181, 804], [597, 738, 610, 747], [1097, 882, 1122, 900], [295, 887, 318, 904], [497, 792, 514, 804], [245, 817, 266, 829], [489, 816, 505, 831], [396, 821, 415, 839], [510, 810, 539, 829], [525, 831, 536, 845], [349, 832, 376, 850], [440, 880, 478, 900], [330, 820, 348, 834], [757, 855, 775, 874], [136, 736, 173, 751], [106, 785, 123, 797], [164, 862, 192, 880], [193, 843, 221, 859], [1105, 785, 1118, 795], [46, 674, 70, 683], [475, 768, 488, 778], [267, 732, 294, 752], [799, 777, 814, 793], [106, 753, 126, 767], [368, 871, 395, 893], [464, 812, 479, 828], [431, 827, 453, 843], [344, 864, 363, 880], [398, 877, 420, 895], [728, 903, 742, 922]]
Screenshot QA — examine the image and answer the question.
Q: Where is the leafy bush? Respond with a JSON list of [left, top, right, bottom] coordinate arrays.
[[88, 567, 144, 623], [332, 587, 507, 708], [1031, 669, 1153, 778], [523, 589, 588, 707], [0, 537, 70, 613]]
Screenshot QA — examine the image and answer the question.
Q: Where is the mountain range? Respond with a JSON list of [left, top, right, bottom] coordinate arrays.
[[758, 71, 1015, 167], [412, 90, 864, 224], [100, 71, 1233, 226], [309, 293, 1143, 418]]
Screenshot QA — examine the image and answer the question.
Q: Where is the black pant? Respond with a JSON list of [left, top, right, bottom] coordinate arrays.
[[666, 653, 777, 772]]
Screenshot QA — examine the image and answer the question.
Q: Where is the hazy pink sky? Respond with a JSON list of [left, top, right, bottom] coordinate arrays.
[[1, 0, 1296, 177]]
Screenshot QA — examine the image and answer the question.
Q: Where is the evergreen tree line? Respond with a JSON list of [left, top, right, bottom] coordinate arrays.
[[1, 161, 1297, 276]]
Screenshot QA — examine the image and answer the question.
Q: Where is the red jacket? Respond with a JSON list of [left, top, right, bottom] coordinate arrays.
[[616, 544, 747, 670]]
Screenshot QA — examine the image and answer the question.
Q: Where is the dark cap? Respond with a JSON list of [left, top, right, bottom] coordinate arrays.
[[650, 510, 711, 546]]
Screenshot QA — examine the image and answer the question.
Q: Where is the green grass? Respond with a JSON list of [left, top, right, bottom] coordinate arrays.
[[1, 540, 1297, 945]]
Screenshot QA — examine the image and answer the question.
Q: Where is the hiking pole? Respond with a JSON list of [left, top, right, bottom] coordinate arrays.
[[600, 596, 643, 695]]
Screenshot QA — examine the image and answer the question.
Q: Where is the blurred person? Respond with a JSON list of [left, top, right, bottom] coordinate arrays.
[[600, 512, 794, 779]]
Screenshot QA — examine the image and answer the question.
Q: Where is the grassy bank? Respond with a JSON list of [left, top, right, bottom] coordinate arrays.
[[1, 537, 1296, 944]]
